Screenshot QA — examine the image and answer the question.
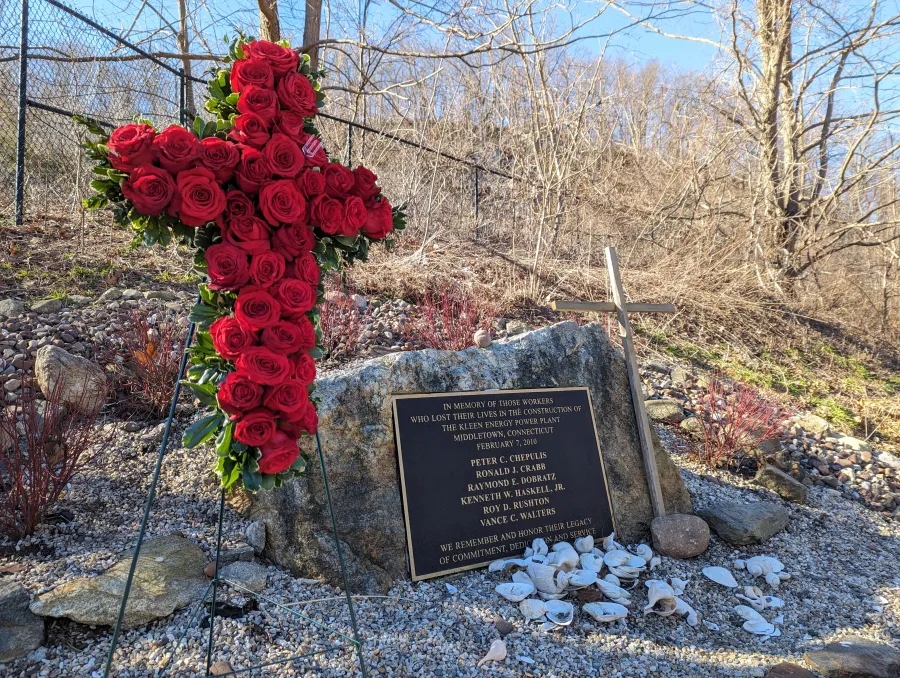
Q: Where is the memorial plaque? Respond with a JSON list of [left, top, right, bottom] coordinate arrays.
[[392, 387, 615, 580]]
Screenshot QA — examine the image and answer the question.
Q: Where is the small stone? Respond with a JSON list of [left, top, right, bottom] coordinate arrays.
[[755, 465, 807, 503], [832, 435, 872, 452], [204, 562, 217, 578], [121, 289, 143, 300], [34, 346, 108, 414], [144, 290, 177, 301], [474, 329, 491, 348], [793, 412, 832, 435], [219, 561, 268, 593], [209, 660, 235, 675], [805, 637, 900, 678], [351, 294, 367, 311], [3, 379, 20, 392], [66, 294, 91, 306], [669, 366, 692, 387], [0, 299, 25, 317], [505, 320, 529, 336], [644, 399, 686, 424], [679, 417, 704, 440], [30, 299, 62, 314], [246, 521, 266, 553], [97, 288, 122, 302], [493, 615, 514, 637], [650, 514, 710, 558], [0, 582, 44, 663], [766, 663, 816, 678], [697, 501, 790, 545]]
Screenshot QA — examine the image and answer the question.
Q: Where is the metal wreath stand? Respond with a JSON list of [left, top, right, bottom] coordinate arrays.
[[102, 306, 368, 677]]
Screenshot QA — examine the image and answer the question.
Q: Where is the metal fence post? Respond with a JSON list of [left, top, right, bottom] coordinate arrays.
[[473, 167, 480, 222], [14, 0, 29, 226], [179, 68, 186, 126], [346, 122, 353, 167]]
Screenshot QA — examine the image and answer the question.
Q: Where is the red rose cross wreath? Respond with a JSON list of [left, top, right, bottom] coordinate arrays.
[[80, 39, 406, 492]]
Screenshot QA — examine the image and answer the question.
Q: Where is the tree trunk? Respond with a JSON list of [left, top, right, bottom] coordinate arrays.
[[177, 0, 195, 115], [258, 0, 281, 42], [303, 0, 323, 69]]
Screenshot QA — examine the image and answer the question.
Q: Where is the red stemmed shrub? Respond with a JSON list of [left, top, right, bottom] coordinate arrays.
[[319, 294, 362, 360], [100, 310, 187, 419], [411, 287, 494, 351], [694, 375, 793, 468], [0, 378, 112, 537]]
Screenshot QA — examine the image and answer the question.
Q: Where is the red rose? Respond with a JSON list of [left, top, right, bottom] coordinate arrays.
[[296, 169, 325, 197], [243, 40, 300, 77], [273, 111, 306, 143], [237, 84, 279, 126], [210, 316, 256, 360], [310, 195, 344, 234], [235, 147, 273, 193], [234, 286, 282, 330], [234, 407, 277, 446], [121, 165, 175, 216], [351, 166, 380, 200], [263, 134, 304, 179], [323, 163, 355, 198], [273, 278, 317, 316], [295, 315, 317, 350], [197, 137, 240, 183], [293, 252, 320, 286], [263, 379, 309, 417], [271, 222, 315, 258], [297, 133, 327, 168], [258, 430, 300, 474], [276, 73, 318, 116], [152, 125, 201, 175], [229, 113, 270, 149], [260, 320, 307, 354], [225, 189, 256, 221], [292, 350, 317, 384], [282, 399, 318, 436], [171, 167, 226, 227], [259, 179, 307, 226], [230, 57, 274, 93], [224, 216, 271, 255], [205, 243, 251, 290], [342, 196, 367, 236], [235, 347, 291, 385], [249, 250, 286, 288], [362, 197, 394, 239], [107, 123, 155, 171], [217, 371, 263, 415]]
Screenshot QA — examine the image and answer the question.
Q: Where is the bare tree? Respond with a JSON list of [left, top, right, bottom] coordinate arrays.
[[258, 0, 281, 42]]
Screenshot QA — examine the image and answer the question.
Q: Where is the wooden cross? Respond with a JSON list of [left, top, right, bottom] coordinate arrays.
[[551, 246, 676, 519]]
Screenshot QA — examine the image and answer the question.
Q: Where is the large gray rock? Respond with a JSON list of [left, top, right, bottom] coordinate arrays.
[[34, 345, 108, 414], [644, 399, 686, 424], [0, 583, 44, 663], [30, 535, 207, 628], [250, 321, 691, 593], [697, 501, 789, 545], [755, 465, 807, 503], [793, 412, 832, 436], [30, 299, 62, 314], [805, 637, 900, 678], [650, 514, 709, 558], [0, 299, 24, 317]]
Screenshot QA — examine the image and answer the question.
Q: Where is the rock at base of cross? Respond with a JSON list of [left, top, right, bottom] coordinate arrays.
[[696, 501, 789, 546], [0, 583, 44, 663], [804, 637, 900, 678], [650, 514, 710, 558], [766, 662, 816, 678], [755, 465, 808, 503]]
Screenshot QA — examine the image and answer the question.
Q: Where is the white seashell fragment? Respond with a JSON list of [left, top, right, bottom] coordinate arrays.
[[601, 532, 623, 552], [531, 538, 549, 556], [702, 566, 739, 588], [477, 639, 507, 666], [579, 553, 604, 573], [551, 541, 574, 552], [596, 578, 632, 605], [537, 591, 567, 601], [609, 565, 644, 580], [523, 547, 534, 558], [629, 544, 653, 560], [673, 598, 700, 626], [488, 558, 530, 573], [603, 550, 633, 568], [527, 562, 568, 595], [566, 569, 598, 589], [519, 598, 548, 620], [540, 621, 561, 632], [668, 578, 688, 597], [545, 600, 574, 626], [583, 602, 628, 622], [736, 556, 789, 590], [603, 573, 621, 587], [703, 620, 720, 631], [512, 571, 533, 586], [643, 580, 677, 615], [734, 605, 781, 637], [495, 582, 536, 602], [649, 556, 661, 571], [574, 536, 594, 553], [547, 545, 579, 571]]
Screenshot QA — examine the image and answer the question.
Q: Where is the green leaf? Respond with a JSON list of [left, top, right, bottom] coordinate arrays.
[[204, 120, 218, 138], [260, 473, 276, 490], [193, 115, 203, 137], [216, 421, 234, 458], [308, 346, 324, 360], [242, 467, 261, 492], [182, 413, 223, 448], [182, 380, 218, 407]]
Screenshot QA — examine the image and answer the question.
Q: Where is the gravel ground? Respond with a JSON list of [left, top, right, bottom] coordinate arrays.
[[0, 418, 898, 677]]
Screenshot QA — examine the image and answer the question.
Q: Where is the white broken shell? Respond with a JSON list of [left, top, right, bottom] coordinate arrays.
[[537, 591, 567, 601], [495, 582, 535, 602], [735, 556, 790, 589], [603, 573, 622, 587], [579, 553, 604, 573], [643, 580, 677, 615], [668, 578, 688, 597], [603, 550, 635, 568], [673, 598, 700, 627], [566, 569, 598, 589], [547, 545, 579, 571], [601, 532, 623, 552], [488, 558, 530, 573], [702, 566, 739, 588], [583, 602, 628, 622], [519, 598, 548, 620], [608, 565, 644, 580], [511, 571, 533, 586], [649, 556, 661, 571], [531, 538, 549, 556], [527, 562, 569, 595], [734, 605, 781, 637], [544, 600, 574, 626], [574, 536, 594, 554], [477, 639, 507, 666]]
